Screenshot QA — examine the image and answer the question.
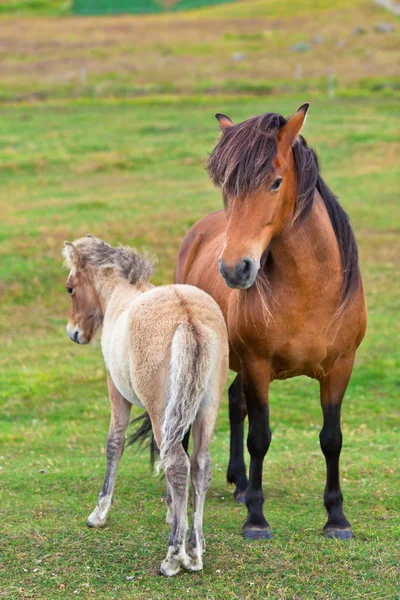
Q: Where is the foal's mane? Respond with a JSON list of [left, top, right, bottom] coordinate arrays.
[[64, 236, 154, 285], [207, 112, 360, 306]]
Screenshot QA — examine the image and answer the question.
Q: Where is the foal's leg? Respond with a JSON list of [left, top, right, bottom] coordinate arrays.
[[87, 374, 131, 528], [319, 354, 354, 539], [164, 479, 173, 525], [226, 375, 248, 504], [242, 360, 272, 540], [186, 407, 215, 571], [159, 444, 191, 577], [164, 428, 190, 524]]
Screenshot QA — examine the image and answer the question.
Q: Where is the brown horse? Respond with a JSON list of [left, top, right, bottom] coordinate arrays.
[[175, 104, 367, 540], [63, 236, 228, 575]]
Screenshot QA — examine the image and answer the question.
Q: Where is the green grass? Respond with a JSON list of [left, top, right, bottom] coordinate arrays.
[[0, 95, 399, 599]]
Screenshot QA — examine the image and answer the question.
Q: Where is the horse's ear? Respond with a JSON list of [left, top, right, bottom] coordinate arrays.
[[277, 103, 309, 155], [63, 241, 80, 267], [215, 113, 234, 132]]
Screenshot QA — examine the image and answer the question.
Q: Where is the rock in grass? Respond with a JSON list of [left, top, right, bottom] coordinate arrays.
[[374, 23, 395, 33]]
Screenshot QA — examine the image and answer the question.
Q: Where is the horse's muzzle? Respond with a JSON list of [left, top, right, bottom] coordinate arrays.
[[218, 257, 258, 289], [66, 325, 88, 345]]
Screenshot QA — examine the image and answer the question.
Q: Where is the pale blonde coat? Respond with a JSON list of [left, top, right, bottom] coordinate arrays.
[[64, 236, 229, 576]]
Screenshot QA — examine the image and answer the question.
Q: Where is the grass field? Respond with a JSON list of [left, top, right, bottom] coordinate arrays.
[[1, 95, 399, 599], [0, 0, 399, 101], [0, 0, 400, 598]]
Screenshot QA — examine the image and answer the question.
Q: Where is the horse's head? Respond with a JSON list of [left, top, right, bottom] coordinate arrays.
[[63, 240, 104, 344], [208, 104, 309, 289]]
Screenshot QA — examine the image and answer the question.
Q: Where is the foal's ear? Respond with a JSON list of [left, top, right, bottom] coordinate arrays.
[[63, 241, 80, 267], [277, 103, 309, 155], [215, 113, 234, 132]]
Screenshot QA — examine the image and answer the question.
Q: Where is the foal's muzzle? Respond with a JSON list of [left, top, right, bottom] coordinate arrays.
[[218, 257, 258, 289], [66, 324, 88, 345]]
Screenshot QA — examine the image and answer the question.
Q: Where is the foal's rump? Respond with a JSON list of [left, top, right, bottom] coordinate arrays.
[[127, 284, 228, 462], [160, 318, 220, 465]]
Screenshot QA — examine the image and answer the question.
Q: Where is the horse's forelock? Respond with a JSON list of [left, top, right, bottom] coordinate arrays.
[[207, 112, 287, 198]]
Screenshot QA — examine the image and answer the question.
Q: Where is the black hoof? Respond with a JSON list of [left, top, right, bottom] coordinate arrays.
[[243, 527, 273, 540], [234, 490, 246, 504], [324, 527, 353, 540]]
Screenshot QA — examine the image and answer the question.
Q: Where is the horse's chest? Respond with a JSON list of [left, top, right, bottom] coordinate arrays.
[[231, 317, 329, 380], [271, 339, 327, 379]]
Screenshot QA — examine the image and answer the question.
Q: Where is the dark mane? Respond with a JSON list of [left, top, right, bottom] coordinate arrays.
[[207, 112, 360, 306]]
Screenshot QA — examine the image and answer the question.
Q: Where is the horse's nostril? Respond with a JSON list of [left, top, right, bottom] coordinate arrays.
[[237, 258, 253, 280], [218, 259, 227, 279], [73, 330, 79, 343]]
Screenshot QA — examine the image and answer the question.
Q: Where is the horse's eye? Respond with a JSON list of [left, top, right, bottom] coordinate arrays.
[[66, 287, 73, 295], [270, 177, 283, 191]]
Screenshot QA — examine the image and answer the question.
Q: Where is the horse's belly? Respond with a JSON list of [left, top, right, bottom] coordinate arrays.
[[105, 320, 145, 408], [109, 363, 144, 408]]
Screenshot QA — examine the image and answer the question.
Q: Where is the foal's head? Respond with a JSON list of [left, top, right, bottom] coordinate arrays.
[[208, 104, 310, 289], [63, 235, 153, 344]]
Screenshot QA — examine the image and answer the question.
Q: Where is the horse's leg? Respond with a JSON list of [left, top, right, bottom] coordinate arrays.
[[242, 360, 272, 540], [87, 374, 131, 528], [186, 405, 216, 571], [320, 354, 354, 539], [159, 444, 191, 576], [164, 478, 173, 525], [227, 374, 248, 504], [164, 427, 190, 524]]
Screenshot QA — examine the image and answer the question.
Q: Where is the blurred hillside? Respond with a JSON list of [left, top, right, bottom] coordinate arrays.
[[0, 0, 398, 101]]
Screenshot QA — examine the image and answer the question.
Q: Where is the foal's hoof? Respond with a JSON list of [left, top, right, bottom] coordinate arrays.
[[234, 490, 246, 504], [158, 563, 181, 577], [243, 526, 273, 540], [87, 517, 106, 528], [184, 555, 203, 572], [324, 527, 353, 540]]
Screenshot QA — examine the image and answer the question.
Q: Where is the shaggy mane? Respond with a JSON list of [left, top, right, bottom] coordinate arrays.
[[207, 111, 360, 307], [63, 236, 154, 285]]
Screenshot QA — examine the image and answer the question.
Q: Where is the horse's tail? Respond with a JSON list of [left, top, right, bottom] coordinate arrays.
[[159, 322, 216, 468], [126, 412, 157, 467]]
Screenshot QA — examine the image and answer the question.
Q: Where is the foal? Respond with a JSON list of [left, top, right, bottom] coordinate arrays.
[[63, 235, 228, 576]]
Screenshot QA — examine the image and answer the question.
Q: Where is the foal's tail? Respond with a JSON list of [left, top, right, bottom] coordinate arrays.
[[159, 322, 216, 468]]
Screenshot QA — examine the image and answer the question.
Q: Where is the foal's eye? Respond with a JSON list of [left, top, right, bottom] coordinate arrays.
[[269, 177, 283, 191], [66, 287, 73, 295]]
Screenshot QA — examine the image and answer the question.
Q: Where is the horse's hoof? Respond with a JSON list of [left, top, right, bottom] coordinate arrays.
[[158, 564, 181, 577], [86, 517, 107, 529], [324, 527, 353, 540], [243, 527, 273, 540], [87, 518, 106, 528], [234, 490, 246, 504], [184, 557, 203, 572]]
